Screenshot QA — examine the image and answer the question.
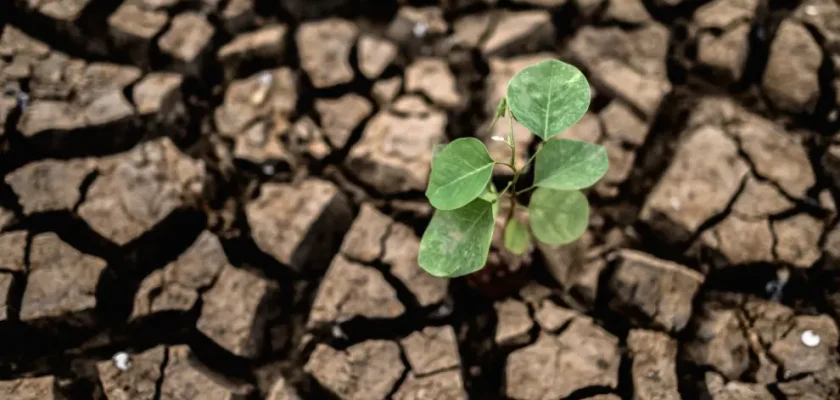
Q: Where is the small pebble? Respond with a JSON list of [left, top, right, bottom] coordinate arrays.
[[112, 352, 131, 371], [801, 330, 821, 347], [261, 164, 276, 176], [670, 197, 681, 211], [412, 22, 428, 38], [331, 324, 348, 339], [804, 5, 819, 16], [765, 281, 784, 301]]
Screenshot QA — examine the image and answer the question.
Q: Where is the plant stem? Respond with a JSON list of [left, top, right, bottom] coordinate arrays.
[[506, 115, 519, 226], [516, 185, 537, 195], [497, 181, 513, 200]]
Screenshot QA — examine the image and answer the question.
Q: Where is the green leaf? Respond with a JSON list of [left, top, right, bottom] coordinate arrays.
[[504, 218, 530, 255], [478, 182, 497, 204], [506, 59, 590, 140], [418, 199, 496, 277], [431, 144, 446, 163], [426, 138, 496, 211], [528, 188, 589, 245], [534, 139, 609, 190], [494, 97, 507, 119]]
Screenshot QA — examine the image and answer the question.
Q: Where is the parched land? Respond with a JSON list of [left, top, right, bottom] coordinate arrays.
[[2, 0, 840, 399]]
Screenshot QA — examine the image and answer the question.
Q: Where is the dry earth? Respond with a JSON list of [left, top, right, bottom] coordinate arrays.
[[2, 0, 840, 399]]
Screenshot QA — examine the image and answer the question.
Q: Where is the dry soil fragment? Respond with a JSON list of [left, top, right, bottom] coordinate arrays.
[[287, 116, 331, 161], [160, 345, 253, 400], [0, 273, 12, 321], [108, 3, 168, 66], [769, 314, 839, 377], [97, 346, 165, 400], [603, 0, 652, 24], [591, 59, 671, 119], [693, 0, 758, 82], [400, 325, 460, 375], [628, 330, 680, 400], [641, 124, 748, 244], [158, 12, 215, 73], [684, 306, 750, 380], [0, 231, 27, 272], [694, 0, 758, 29], [83, 90, 135, 127], [308, 255, 404, 327], [730, 126, 813, 200], [775, 365, 840, 400], [600, 100, 649, 146], [731, 177, 794, 218], [217, 25, 288, 79], [198, 265, 280, 358], [536, 233, 604, 310], [773, 214, 824, 268], [372, 76, 403, 106], [384, 222, 449, 307], [340, 203, 391, 263], [305, 340, 405, 400], [77, 137, 206, 246], [246, 179, 351, 271], [358, 34, 398, 80], [17, 100, 86, 137], [133, 72, 182, 113], [506, 318, 620, 400], [6, 158, 95, 214], [495, 298, 533, 346], [296, 18, 358, 88], [704, 372, 774, 400], [314, 94, 373, 149], [0, 376, 60, 400], [387, 6, 448, 44], [405, 58, 463, 109], [535, 299, 578, 332], [0, 25, 51, 59], [450, 12, 492, 49], [568, 24, 669, 81], [762, 19, 822, 113], [214, 68, 297, 138], [609, 250, 704, 332], [597, 139, 636, 198], [346, 96, 445, 194], [697, 23, 752, 83], [481, 11, 553, 57], [393, 370, 466, 400], [794, 0, 840, 49], [700, 215, 775, 266], [131, 231, 226, 318], [267, 377, 299, 400], [21, 233, 106, 323], [0, 207, 13, 232]]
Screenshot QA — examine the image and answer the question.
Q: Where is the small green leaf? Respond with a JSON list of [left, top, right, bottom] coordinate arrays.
[[478, 181, 497, 203], [506, 59, 590, 140], [504, 218, 530, 255], [426, 138, 496, 210], [418, 199, 496, 277], [494, 97, 507, 119], [534, 139, 609, 190], [528, 188, 589, 245]]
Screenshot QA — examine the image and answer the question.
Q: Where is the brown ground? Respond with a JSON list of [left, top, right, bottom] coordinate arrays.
[[1, 0, 840, 399]]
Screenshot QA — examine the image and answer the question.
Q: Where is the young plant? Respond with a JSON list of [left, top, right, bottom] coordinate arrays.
[[417, 59, 609, 278]]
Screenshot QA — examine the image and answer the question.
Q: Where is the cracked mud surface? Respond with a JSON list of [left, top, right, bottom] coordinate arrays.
[[2, 0, 840, 399]]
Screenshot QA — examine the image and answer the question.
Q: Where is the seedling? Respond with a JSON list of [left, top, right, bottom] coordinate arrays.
[[418, 59, 609, 278]]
